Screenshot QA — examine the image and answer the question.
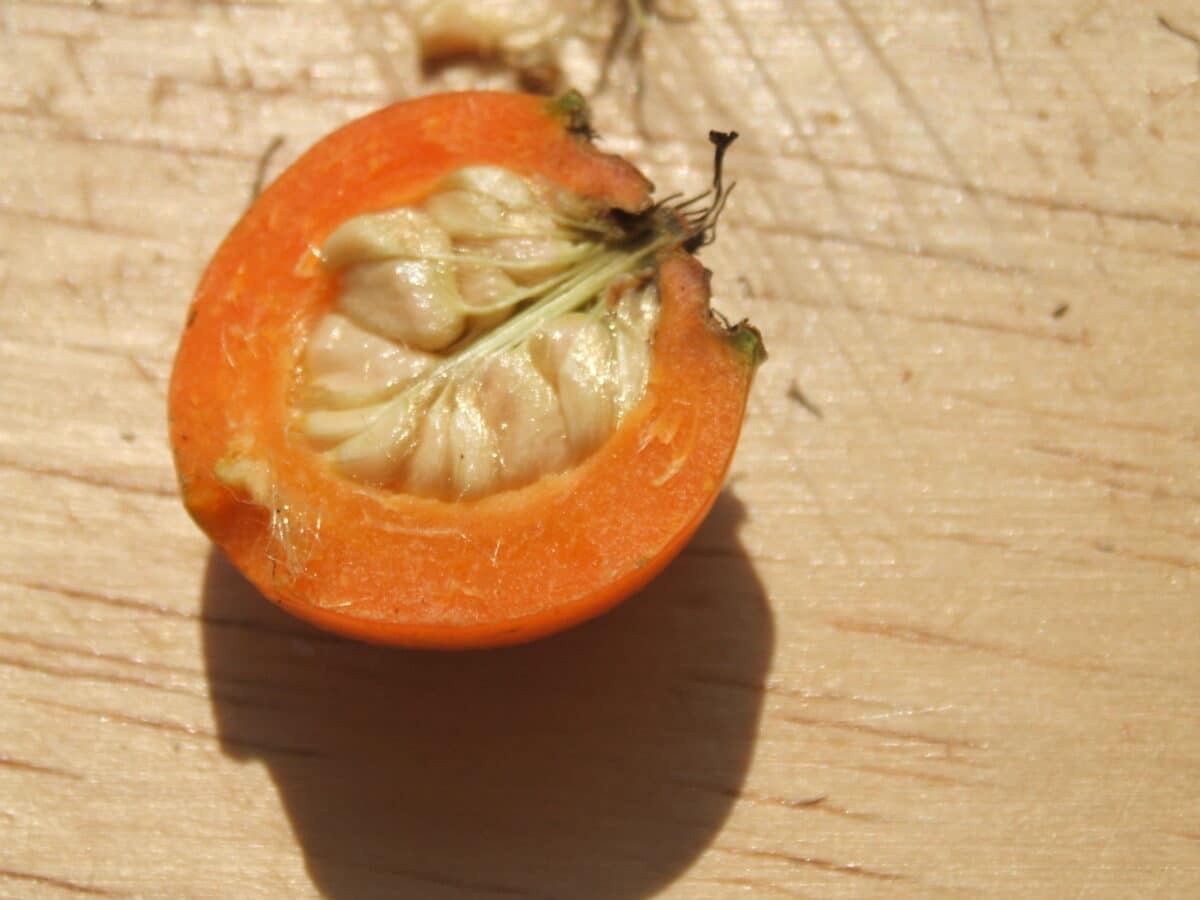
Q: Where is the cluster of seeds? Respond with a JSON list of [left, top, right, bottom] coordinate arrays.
[[298, 166, 664, 500]]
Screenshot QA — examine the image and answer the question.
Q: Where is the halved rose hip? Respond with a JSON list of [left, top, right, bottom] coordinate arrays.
[[169, 91, 763, 648]]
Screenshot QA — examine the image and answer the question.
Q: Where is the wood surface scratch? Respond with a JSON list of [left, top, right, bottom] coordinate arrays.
[[0, 650, 206, 700], [828, 617, 1126, 676], [0, 868, 121, 897], [715, 0, 922, 458], [0, 458, 175, 498], [749, 147, 1200, 230], [742, 218, 1029, 276], [0, 204, 157, 241], [835, 0, 989, 220], [713, 0, 914, 436], [22, 695, 326, 760], [0, 754, 81, 781], [795, 0, 922, 247], [782, 712, 984, 752], [973, 0, 1012, 105], [1159, 15, 1200, 73], [716, 845, 906, 882], [304, 852, 530, 898]]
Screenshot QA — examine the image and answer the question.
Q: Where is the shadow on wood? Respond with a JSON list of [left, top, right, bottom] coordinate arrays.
[[202, 490, 773, 899]]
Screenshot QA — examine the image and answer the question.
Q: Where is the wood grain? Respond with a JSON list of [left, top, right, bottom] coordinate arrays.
[[2, 0, 1198, 897]]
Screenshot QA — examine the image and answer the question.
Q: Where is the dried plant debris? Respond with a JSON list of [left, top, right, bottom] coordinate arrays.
[[413, 0, 694, 94]]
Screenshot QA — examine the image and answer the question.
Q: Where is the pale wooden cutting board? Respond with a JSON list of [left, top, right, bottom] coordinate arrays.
[[2, 1, 1199, 897]]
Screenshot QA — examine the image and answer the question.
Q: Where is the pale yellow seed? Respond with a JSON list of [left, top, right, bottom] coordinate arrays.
[[477, 346, 571, 488], [338, 259, 466, 352], [303, 313, 436, 409], [439, 167, 536, 209], [323, 207, 448, 269]]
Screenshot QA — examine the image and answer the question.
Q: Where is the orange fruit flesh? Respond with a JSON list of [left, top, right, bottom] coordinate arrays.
[[169, 91, 762, 648]]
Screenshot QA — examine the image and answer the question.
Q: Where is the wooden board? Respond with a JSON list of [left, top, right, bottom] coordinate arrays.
[[2, 0, 1198, 896]]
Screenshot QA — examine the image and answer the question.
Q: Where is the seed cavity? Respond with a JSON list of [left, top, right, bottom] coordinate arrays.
[[297, 165, 666, 500]]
